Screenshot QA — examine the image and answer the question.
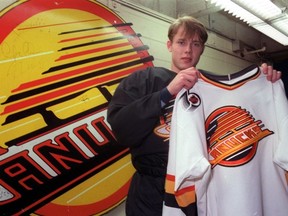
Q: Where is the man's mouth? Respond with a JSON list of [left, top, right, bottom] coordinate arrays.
[[182, 57, 192, 62]]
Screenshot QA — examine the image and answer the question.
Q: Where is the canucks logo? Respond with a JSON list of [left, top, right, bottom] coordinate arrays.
[[206, 106, 273, 168]]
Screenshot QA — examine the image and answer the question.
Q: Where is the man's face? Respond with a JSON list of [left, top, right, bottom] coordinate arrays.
[[167, 26, 204, 73]]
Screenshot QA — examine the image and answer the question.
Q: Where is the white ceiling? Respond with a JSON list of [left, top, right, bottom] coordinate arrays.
[[125, 0, 288, 63]]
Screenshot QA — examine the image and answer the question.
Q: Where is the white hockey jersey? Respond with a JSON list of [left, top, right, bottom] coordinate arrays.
[[163, 64, 288, 216]]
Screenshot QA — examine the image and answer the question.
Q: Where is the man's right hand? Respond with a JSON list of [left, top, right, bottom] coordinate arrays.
[[167, 67, 200, 96]]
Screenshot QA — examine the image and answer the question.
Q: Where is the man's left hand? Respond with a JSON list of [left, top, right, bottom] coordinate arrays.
[[261, 63, 282, 83]]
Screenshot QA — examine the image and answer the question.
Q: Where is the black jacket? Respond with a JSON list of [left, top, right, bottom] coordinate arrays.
[[107, 67, 175, 215], [107, 67, 175, 170]]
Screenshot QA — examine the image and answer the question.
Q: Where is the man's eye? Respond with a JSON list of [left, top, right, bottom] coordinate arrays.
[[177, 41, 185, 45]]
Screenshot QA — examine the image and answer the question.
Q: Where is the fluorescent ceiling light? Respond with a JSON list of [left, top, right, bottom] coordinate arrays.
[[235, 0, 282, 20], [209, 0, 288, 46]]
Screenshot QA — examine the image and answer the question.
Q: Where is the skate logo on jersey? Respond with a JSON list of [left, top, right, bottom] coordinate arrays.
[[154, 100, 174, 142], [206, 106, 273, 168]]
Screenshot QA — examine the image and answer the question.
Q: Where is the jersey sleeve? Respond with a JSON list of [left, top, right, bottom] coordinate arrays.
[[163, 88, 211, 215], [272, 79, 288, 171]]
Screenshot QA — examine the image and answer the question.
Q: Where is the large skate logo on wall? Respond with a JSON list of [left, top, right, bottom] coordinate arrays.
[[0, 0, 154, 215]]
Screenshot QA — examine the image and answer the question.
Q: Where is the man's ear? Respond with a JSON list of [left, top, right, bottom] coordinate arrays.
[[167, 40, 172, 52]]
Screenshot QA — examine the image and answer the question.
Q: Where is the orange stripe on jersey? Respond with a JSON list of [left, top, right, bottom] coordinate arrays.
[[165, 180, 175, 194], [165, 174, 196, 207], [175, 186, 196, 207], [165, 174, 175, 194], [199, 66, 260, 90]]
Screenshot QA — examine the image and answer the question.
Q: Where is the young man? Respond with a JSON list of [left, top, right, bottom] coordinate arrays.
[[107, 16, 282, 216]]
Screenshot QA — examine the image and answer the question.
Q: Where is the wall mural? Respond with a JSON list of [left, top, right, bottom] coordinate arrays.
[[0, 0, 154, 215]]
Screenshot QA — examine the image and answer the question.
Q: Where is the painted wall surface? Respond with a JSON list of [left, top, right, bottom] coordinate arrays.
[[0, 0, 254, 215]]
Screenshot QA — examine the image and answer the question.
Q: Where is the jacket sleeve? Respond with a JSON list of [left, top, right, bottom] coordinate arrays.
[[107, 69, 164, 147]]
